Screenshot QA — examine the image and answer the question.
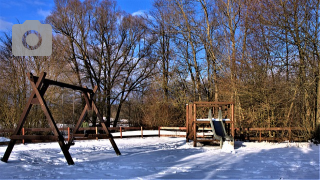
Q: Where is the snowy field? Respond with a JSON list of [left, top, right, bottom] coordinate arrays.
[[0, 133, 319, 179]]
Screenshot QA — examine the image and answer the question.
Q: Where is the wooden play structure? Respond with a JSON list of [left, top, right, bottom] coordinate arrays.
[[1, 72, 121, 165], [186, 102, 235, 148]]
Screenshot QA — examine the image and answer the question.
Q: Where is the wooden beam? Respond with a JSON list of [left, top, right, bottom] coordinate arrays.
[[1, 72, 47, 163], [11, 135, 59, 141], [88, 134, 111, 138], [244, 127, 305, 131], [83, 90, 92, 110], [68, 105, 88, 146], [121, 127, 140, 130], [160, 127, 186, 130], [32, 76, 93, 93], [194, 102, 234, 105], [92, 101, 121, 155], [195, 121, 211, 124], [28, 73, 74, 165], [31, 98, 40, 105]]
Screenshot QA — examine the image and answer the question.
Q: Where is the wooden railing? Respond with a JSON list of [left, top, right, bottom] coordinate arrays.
[[158, 127, 186, 137], [0, 126, 311, 144], [234, 127, 310, 142], [0, 127, 159, 144]]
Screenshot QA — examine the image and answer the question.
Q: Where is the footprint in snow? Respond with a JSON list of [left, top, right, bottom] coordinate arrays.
[[156, 155, 177, 162]]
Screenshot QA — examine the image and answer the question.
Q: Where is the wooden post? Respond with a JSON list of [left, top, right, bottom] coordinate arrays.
[[22, 128, 25, 144], [259, 130, 262, 142], [158, 127, 160, 137], [120, 127, 122, 139], [186, 104, 189, 142], [231, 103, 234, 137], [67, 127, 70, 142], [289, 127, 291, 142], [202, 125, 204, 137], [95, 127, 98, 140], [141, 126, 143, 138], [193, 104, 197, 147]]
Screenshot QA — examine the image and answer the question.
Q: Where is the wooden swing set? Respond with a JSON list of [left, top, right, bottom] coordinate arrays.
[[1, 72, 121, 165]]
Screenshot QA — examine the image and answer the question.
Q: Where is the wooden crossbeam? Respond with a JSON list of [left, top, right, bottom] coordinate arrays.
[[11, 135, 59, 141], [32, 76, 94, 93]]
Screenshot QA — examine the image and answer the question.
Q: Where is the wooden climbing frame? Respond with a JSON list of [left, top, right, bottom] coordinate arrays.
[[186, 102, 235, 147], [1, 72, 121, 165]]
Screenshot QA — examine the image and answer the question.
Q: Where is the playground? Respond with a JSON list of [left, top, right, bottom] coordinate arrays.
[[0, 72, 319, 179], [0, 136, 319, 179]]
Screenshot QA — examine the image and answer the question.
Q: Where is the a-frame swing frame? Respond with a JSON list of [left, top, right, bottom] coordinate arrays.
[[1, 72, 121, 165]]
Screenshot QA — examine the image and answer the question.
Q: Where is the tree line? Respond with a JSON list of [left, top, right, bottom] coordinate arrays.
[[0, 0, 319, 140]]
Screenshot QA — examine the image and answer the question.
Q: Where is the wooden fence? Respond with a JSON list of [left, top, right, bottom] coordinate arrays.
[[0, 126, 187, 145], [234, 127, 310, 142], [0, 127, 159, 145], [0, 126, 310, 145], [158, 127, 186, 137]]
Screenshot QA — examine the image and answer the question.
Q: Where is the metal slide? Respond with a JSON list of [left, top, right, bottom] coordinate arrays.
[[208, 109, 234, 149]]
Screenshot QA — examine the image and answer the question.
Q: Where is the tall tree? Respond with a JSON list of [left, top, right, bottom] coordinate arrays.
[[47, 0, 157, 127]]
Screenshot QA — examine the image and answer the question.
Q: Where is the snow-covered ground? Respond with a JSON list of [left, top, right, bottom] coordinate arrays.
[[0, 137, 9, 142], [0, 133, 319, 179]]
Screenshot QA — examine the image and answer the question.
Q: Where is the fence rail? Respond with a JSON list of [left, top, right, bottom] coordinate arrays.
[[234, 127, 310, 142], [158, 127, 186, 137], [0, 126, 311, 145]]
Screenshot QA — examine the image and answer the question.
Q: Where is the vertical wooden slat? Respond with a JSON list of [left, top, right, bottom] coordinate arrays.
[[186, 104, 189, 142], [259, 130, 262, 142], [141, 126, 143, 138], [22, 128, 25, 144], [193, 104, 197, 147], [120, 127, 122, 139], [189, 104, 193, 139], [202, 125, 204, 137], [96, 127, 98, 140], [67, 127, 70, 142], [231, 103, 235, 137], [289, 128, 291, 142]]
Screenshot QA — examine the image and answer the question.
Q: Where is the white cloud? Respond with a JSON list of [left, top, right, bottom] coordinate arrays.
[[37, 9, 51, 18], [0, 18, 13, 31], [26, 0, 47, 6], [132, 10, 145, 16]]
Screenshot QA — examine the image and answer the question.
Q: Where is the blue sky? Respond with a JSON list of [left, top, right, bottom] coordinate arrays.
[[0, 0, 152, 33]]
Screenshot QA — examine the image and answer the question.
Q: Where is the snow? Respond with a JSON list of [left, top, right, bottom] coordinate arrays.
[[0, 132, 319, 179], [0, 137, 9, 142], [221, 141, 235, 153]]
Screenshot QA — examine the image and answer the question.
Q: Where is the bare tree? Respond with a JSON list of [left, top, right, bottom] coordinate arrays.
[[47, 0, 158, 127]]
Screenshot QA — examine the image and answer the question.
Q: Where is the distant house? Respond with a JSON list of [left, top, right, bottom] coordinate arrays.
[[103, 117, 129, 127]]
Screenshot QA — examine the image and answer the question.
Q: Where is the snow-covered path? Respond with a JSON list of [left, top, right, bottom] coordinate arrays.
[[0, 137, 319, 179]]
